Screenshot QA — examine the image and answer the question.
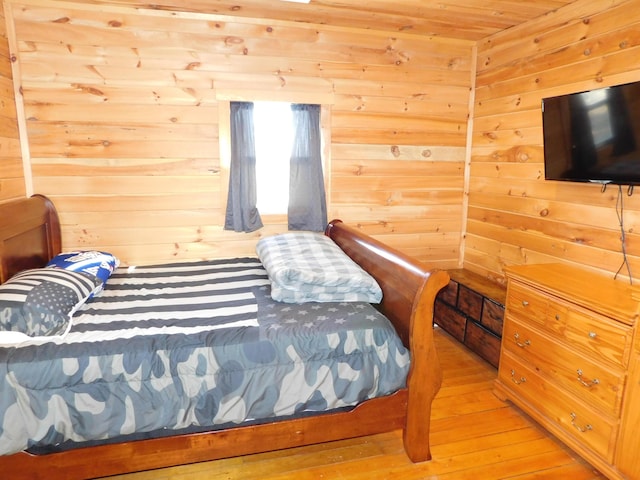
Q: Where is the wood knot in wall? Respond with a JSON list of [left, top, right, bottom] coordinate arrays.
[[74, 84, 105, 97], [225, 36, 244, 46]]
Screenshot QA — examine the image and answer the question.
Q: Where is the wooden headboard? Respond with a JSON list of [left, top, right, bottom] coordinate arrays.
[[0, 194, 62, 284]]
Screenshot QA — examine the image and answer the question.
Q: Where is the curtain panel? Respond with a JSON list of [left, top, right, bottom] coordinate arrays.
[[288, 104, 327, 232], [224, 102, 264, 232]]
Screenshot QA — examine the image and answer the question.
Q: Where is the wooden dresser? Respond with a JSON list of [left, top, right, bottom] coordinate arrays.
[[494, 263, 639, 480]]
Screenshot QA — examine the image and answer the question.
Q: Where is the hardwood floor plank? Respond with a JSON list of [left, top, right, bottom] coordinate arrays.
[[432, 388, 508, 418], [101, 328, 605, 480], [427, 450, 596, 480], [432, 427, 546, 458], [504, 462, 605, 480]]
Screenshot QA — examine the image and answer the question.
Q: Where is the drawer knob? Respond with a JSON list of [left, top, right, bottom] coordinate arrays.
[[588, 331, 597, 339], [510, 369, 526, 385], [521, 300, 529, 307], [513, 332, 531, 348], [570, 412, 593, 433], [576, 369, 600, 388]]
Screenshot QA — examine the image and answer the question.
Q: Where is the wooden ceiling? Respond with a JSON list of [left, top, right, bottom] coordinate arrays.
[[78, 0, 579, 41]]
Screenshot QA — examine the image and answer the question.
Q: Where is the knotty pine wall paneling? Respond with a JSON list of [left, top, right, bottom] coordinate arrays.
[[469, 0, 640, 284], [0, 1, 24, 202], [5, 0, 471, 267]]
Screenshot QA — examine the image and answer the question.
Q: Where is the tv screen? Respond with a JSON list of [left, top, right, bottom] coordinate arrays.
[[542, 80, 640, 185]]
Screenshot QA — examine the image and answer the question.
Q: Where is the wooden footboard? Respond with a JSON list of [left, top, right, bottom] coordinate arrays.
[[326, 219, 449, 462], [0, 197, 449, 479]]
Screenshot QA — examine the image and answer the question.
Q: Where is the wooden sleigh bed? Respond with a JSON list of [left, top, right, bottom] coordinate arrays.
[[0, 194, 449, 480]]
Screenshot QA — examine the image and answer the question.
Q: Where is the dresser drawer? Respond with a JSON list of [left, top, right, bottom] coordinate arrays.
[[499, 351, 617, 462], [506, 282, 548, 324], [506, 281, 632, 367], [502, 317, 626, 415], [434, 299, 466, 342], [552, 302, 631, 367]]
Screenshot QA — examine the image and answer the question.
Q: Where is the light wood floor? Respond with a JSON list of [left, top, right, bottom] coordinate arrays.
[[103, 327, 605, 480]]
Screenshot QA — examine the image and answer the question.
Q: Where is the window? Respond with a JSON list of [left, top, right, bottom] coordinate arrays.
[[223, 101, 328, 232], [253, 102, 294, 214]]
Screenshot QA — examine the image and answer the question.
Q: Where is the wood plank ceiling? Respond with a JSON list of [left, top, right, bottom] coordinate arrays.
[[77, 0, 579, 41]]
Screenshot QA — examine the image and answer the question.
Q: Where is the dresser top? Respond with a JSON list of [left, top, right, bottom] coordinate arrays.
[[504, 263, 640, 326]]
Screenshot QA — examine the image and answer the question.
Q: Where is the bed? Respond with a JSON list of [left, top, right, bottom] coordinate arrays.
[[0, 194, 449, 479]]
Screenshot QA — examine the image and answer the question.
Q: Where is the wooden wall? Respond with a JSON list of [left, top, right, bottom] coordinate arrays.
[[6, 0, 639, 283], [469, 0, 640, 284], [3, 0, 470, 267], [0, 2, 24, 202]]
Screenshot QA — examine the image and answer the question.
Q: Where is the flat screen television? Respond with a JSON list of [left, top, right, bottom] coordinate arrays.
[[542, 80, 640, 185]]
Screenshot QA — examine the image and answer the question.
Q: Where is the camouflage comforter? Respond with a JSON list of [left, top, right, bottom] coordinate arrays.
[[0, 258, 410, 455]]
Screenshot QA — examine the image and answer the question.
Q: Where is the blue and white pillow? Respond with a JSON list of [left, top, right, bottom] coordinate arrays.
[[46, 250, 119, 288]]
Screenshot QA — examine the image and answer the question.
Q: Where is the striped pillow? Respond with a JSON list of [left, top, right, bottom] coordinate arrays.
[[0, 268, 101, 338], [256, 232, 383, 303]]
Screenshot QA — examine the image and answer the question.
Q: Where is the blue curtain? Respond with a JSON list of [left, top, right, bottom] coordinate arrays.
[[288, 104, 327, 231], [224, 102, 263, 232]]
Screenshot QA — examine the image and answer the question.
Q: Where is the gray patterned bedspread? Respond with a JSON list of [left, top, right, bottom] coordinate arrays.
[[0, 258, 410, 455]]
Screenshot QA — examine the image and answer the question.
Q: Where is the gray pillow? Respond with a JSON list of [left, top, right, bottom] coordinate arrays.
[[0, 268, 101, 338], [256, 232, 382, 303]]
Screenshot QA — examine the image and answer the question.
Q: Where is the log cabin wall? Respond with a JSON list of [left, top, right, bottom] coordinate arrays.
[[2, 0, 470, 267], [0, 2, 24, 202], [469, 0, 640, 284]]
